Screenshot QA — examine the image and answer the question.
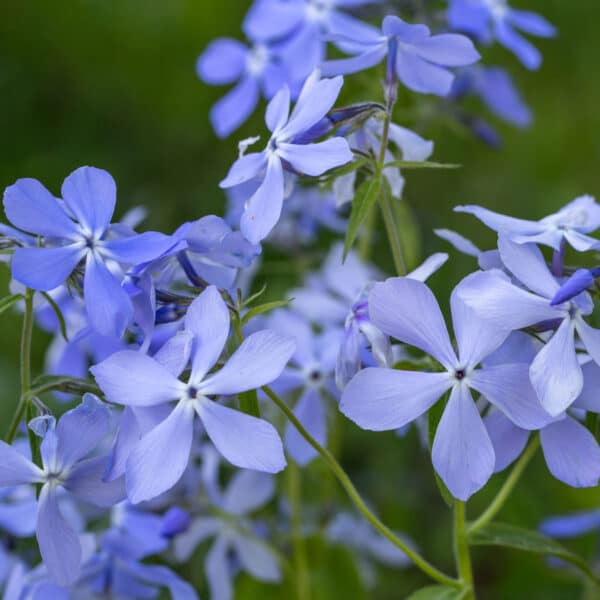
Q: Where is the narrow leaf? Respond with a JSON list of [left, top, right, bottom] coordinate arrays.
[[242, 282, 268, 308], [469, 523, 600, 584], [242, 299, 292, 325], [407, 585, 463, 600], [383, 160, 461, 170], [343, 176, 382, 259], [0, 294, 23, 317]]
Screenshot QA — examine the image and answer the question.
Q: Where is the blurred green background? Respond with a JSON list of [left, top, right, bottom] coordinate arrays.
[[1, 1, 600, 598]]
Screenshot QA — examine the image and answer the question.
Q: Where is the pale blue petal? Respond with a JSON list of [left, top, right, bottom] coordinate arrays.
[[153, 331, 193, 378], [103, 232, 177, 265], [0, 441, 44, 486], [470, 364, 553, 430], [11, 245, 84, 291], [321, 45, 387, 77], [185, 286, 230, 381], [454, 204, 543, 236], [64, 455, 126, 507], [197, 38, 247, 85], [197, 400, 286, 473], [369, 277, 457, 369], [83, 254, 133, 337], [61, 166, 116, 236], [541, 416, 600, 487], [126, 401, 196, 503], [396, 49, 455, 96], [55, 393, 111, 467], [507, 9, 556, 38], [174, 517, 222, 561], [199, 330, 295, 395], [484, 411, 529, 473], [573, 361, 600, 413], [265, 86, 290, 133], [232, 533, 281, 581], [211, 76, 261, 138], [341, 367, 451, 430], [530, 318, 581, 416], [575, 316, 600, 366], [277, 139, 353, 176], [432, 385, 495, 500], [240, 156, 285, 244], [91, 350, 185, 406], [411, 33, 480, 66], [494, 20, 541, 70], [220, 151, 266, 189], [434, 229, 481, 258], [36, 484, 82, 586], [3, 178, 79, 239], [222, 471, 274, 515], [205, 538, 233, 600]]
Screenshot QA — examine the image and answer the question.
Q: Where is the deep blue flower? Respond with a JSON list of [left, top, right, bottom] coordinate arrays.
[[3, 167, 178, 337], [322, 15, 480, 96]]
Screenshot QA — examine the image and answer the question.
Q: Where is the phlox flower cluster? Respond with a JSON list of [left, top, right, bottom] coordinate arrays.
[[2, 0, 593, 599]]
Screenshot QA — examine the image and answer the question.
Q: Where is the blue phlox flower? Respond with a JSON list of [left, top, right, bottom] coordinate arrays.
[[219, 70, 353, 244], [456, 236, 600, 416], [198, 38, 288, 138], [455, 195, 600, 252], [0, 395, 125, 586], [174, 469, 280, 600], [322, 15, 480, 96], [435, 228, 504, 270], [551, 267, 600, 306], [267, 309, 341, 465], [3, 167, 179, 337], [92, 285, 295, 504], [340, 275, 552, 500], [447, 0, 556, 70], [541, 508, 600, 539]]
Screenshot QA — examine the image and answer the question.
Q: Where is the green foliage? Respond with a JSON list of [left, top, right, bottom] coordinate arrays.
[[407, 585, 464, 600], [344, 175, 382, 258]]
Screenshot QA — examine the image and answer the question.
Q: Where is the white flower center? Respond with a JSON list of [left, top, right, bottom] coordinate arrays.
[[306, 0, 333, 23], [482, 0, 508, 19], [246, 45, 269, 76]]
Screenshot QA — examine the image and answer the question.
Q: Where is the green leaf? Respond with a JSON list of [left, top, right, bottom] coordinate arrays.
[[383, 160, 461, 170], [323, 156, 372, 179], [469, 523, 600, 584], [343, 176, 382, 259], [407, 585, 464, 600], [241, 282, 268, 308], [428, 395, 454, 508], [0, 293, 23, 317], [40, 291, 69, 341], [241, 299, 291, 325]]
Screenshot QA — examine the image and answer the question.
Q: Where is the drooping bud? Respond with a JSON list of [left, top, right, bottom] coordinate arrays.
[[551, 268, 598, 306]]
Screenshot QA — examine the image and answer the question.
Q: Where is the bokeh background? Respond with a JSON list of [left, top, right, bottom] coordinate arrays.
[[1, 1, 600, 598]]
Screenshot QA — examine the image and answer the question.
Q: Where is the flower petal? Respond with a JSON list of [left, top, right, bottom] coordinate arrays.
[[240, 156, 285, 244], [369, 277, 457, 369], [36, 484, 82, 586], [411, 33, 480, 66], [541, 416, 600, 487], [3, 178, 79, 239], [0, 441, 44, 486], [197, 400, 286, 473], [61, 166, 116, 236], [64, 455, 126, 507], [231, 533, 281, 581], [530, 318, 582, 416], [83, 254, 133, 338], [185, 286, 230, 381], [126, 401, 196, 503], [396, 49, 455, 96], [91, 350, 185, 407], [432, 384, 495, 500], [265, 86, 290, 133], [197, 38, 247, 85], [277, 139, 353, 176], [222, 471, 274, 516], [210, 76, 261, 138], [220, 151, 267, 189], [484, 411, 529, 473], [11, 245, 84, 291], [470, 364, 552, 430], [340, 368, 451, 431], [199, 330, 295, 396]]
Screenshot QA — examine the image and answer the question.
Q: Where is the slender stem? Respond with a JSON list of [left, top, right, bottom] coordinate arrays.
[[468, 436, 540, 535], [375, 108, 407, 275], [263, 385, 460, 588], [8, 288, 39, 462], [454, 500, 475, 598], [288, 462, 311, 600]]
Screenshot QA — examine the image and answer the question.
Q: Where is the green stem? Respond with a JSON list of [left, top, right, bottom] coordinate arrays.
[[288, 462, 311, 600], [375, 109, 407, 275], [468, 436, 540, 535], [263, 385, 460, 588], [9, 288, 39, 462], [454, 500, 475, 598]]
